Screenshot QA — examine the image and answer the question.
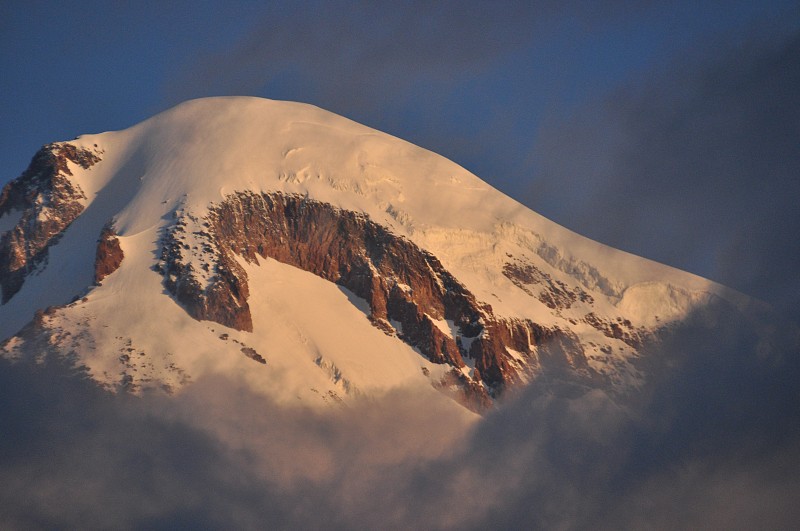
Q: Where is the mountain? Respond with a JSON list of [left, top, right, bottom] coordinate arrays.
[[0, 96, 762, 412]]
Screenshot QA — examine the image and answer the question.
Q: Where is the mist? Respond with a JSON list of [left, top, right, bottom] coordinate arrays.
[[528, 28, 800, 324], [2, 297, 797, 529]]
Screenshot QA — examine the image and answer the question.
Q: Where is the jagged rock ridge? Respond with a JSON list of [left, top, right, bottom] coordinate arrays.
[[0, 143, 100, 303], [157, 191, 597, 398]]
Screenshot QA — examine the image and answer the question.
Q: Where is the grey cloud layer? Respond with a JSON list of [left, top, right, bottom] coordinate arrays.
[[2, 300, 798, 529], [529, 30, 800, 321], [164, 0, 667, 140]]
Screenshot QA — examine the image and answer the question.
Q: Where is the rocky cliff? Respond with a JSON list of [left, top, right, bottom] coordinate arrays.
[[156, 191, 598, 400], [94, 224, 124, 284], [0, 143, 100, 302]]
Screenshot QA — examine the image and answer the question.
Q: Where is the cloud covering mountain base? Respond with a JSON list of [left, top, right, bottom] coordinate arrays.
[[2, 304, 797, 530]]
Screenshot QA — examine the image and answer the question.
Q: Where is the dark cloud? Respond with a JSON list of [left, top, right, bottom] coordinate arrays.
[[166, 0, 540, 124], [0, 355, 475, 529], [163, 0, 665, 157], [2, 301, 798, 529], [402, 302, 800, 529], [529, 28, 800, 322], [167, 1, 610, 107]]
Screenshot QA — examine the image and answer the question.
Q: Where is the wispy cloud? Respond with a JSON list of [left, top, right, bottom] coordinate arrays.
[[163, 0, 663, 158], [529, 28, 800, 321]]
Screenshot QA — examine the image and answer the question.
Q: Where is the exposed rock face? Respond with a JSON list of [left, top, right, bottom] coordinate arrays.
[[503, 260, 651, 351], [583, 312, 648, 350], [241, 346, 266, 364], [503, 260, 594, 311], [0, 143, 100, 303], [94, 224, 124, 284], [156, 191, 597, 400], [156, 211, 253, 332], [434, 368, 494, 412], [470, 316, 593, 386]]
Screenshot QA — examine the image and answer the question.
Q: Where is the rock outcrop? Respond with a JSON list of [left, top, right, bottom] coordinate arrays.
[[0, 143, 100, 302], [583, 312, 649, 350], [156, 191, 597, 400], [156, 211, 253, 332], [503, 260, 594, 311], [94, 224, 124, 284]]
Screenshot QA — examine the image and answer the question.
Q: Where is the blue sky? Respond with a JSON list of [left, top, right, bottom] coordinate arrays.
[[2, 0, 799, 317]]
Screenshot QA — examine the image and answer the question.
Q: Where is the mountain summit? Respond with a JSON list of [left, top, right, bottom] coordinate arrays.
[[0, 97, 757, 411]]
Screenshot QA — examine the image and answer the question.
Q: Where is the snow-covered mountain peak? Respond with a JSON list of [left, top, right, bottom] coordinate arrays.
[[73, 96, 497, 234], [0, 97, 758, 411]]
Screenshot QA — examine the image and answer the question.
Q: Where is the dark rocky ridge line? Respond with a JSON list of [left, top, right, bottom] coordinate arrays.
[[0, 143, 100, 303], [502, 259, 651, 349], [502, 260, 594, 310], [156, 210, 253, 333], [210, 191, 481, 371], [582, 312, 649, 350], [157, 191, 599, 400]]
